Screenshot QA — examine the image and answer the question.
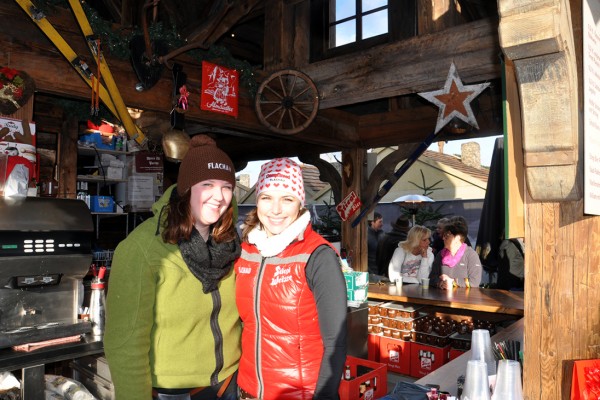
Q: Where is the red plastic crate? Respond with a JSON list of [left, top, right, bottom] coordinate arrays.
[[379, 336, 411, 375], [368, 333, 380, 362], [449, 348, 466, 361], [338, 356, 388, 400], [409, 343, 450, 378]]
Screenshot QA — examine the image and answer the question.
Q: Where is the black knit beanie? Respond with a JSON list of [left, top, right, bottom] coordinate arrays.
[[177, 135, 235, 195]]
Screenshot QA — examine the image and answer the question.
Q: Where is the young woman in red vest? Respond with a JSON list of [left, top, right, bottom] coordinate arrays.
[[235, 158, 347, 400]]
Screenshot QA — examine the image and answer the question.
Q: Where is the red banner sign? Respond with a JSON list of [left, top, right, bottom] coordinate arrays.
[[336, 191, 362, 222], [200, 61, 238, 117]]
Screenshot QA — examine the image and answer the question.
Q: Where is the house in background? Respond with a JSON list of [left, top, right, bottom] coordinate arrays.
[[313, 142, 491, 242], [237, 142, 490, 243]]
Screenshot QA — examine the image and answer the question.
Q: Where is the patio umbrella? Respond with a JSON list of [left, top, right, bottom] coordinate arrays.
[[393, 195, 434, 225]]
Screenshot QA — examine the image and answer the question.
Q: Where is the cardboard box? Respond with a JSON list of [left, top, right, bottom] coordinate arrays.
[[409, 343, 450, 378], [90, 196, 114, 213], [344, 271, 369, 290], [106, 166, 123, 180], [338, 356, 387, 400], [347, 286, 368, 302], [379, 336, 412, 375]]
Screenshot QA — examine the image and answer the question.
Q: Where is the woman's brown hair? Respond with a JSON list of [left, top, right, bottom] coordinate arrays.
[[162, 190, 237, 244]]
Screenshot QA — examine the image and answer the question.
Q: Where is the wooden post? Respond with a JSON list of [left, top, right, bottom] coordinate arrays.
[[60, 116, 78, 199], [263, 0, 311, 71], [341, 148, 367, 271]]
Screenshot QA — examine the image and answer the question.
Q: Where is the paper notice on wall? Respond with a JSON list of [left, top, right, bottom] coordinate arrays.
[[127, 174, 154, 211]]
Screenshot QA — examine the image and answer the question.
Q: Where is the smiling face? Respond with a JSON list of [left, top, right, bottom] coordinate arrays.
[[256, 190, 302, 237], [189, 179, 233, 231]]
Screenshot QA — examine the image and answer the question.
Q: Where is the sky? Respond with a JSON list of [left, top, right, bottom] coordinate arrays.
[[236, 135, 502, 187]]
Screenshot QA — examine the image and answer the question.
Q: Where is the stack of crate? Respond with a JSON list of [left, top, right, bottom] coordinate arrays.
[[376, 302, 423, 376]]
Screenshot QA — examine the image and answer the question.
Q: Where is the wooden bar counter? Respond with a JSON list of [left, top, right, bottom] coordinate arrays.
[[368, 283, 524, 316]]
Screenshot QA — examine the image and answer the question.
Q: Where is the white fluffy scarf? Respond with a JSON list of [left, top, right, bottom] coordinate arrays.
[[247, 212, 311, 257]]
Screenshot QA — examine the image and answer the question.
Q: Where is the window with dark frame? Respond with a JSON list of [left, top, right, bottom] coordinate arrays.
[[328, 0, 389, 48], [310, 0, 417, 62]]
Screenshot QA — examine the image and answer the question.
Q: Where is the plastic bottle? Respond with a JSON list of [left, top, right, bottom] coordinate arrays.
[[89, 266, 107, 337]]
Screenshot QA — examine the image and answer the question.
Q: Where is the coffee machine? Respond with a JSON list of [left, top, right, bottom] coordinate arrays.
[[0, 196, 94, 348]]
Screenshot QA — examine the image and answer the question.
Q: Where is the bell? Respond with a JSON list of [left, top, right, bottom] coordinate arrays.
[[162, 129, 190, 162]]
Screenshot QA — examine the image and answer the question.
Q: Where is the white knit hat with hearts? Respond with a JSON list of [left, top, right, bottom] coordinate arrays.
[[256, 158, 305, 206]]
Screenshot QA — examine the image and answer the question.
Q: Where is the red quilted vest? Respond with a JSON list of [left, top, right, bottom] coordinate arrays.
[[235, 225, 332, 400]]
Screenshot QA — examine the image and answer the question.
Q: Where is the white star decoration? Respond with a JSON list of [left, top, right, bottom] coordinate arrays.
[[418, 63, 490, 134]]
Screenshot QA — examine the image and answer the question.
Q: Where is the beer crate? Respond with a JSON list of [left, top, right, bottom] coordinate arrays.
[[368, 333, 380, 362], [338, 356, 387, 400], [409, 343, 450, 378], [449, 348, 467, 361], [379, 336, 412, 375]]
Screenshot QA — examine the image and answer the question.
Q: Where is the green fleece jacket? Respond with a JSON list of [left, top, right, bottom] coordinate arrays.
[[104, 185, 241, 400]]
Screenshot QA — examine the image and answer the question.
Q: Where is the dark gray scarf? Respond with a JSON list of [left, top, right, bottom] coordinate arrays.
[[179, 228, 241, 293]]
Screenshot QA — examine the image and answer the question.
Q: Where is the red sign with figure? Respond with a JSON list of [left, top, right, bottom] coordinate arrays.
[[336, 191, 362, 221], [200, 61, 238, 117]]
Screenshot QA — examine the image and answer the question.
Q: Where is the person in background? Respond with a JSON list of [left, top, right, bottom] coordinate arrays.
[[429, 218, 482, 289], [430, 217, 450, 254], [235, 158, 347, 400], [449, 215, 472, 247], [388, 225, 434, 284], [376, 215, 410, 277], [367, 212, 384, 275], [497, 237, 525, 290], [104, 135, 241, 400]]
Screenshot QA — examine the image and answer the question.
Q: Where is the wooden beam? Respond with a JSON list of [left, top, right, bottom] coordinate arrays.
[[302, 17, 501, 109], [357, 89, 503, 148], [0, 2, 502, 155]]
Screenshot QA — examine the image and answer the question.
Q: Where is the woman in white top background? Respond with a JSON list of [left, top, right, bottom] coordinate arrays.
[[388, 225, 434, 284]]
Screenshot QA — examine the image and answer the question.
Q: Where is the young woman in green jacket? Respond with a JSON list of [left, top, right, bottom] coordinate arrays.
[[104, 135, 241, 400]]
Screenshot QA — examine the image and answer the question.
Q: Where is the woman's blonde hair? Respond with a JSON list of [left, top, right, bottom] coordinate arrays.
[[400, 225, 431, 252]]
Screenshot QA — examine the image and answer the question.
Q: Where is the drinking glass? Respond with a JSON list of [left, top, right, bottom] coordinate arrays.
[[461, 360, 491, 400], [470, 329, 497, 376], [491, 360, 523, 400]]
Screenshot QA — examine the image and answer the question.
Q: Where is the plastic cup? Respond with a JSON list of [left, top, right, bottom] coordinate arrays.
[[461, 360, 491, 400], [491, 360, 523, 400], [420, 278, 430, 289], [395, 277, 403, 290], [470, 329, 497, 377]]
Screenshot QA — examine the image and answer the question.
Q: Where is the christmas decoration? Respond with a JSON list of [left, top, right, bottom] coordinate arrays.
[[177, 85, 189, 111], [0, 67, 35, 115], [418, 63, 490, 134], [200, 61, 239, 117]]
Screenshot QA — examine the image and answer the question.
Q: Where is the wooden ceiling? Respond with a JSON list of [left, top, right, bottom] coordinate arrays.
[[0, 0, 504, 167]]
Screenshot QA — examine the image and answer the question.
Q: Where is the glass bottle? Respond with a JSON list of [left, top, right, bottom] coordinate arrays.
[[344, 365, 351, 380]]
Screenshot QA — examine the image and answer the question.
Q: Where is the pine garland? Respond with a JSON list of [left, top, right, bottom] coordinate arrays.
[[36, 0, 258, 95]]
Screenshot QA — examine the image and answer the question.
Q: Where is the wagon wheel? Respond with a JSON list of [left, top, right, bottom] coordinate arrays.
[[255, 69, 320, 135]]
